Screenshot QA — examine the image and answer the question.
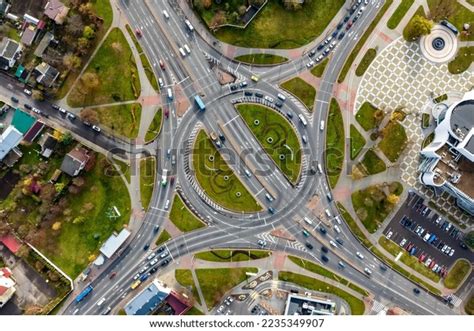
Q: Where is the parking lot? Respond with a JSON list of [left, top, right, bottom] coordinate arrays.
[[383, 192, 471, 278]]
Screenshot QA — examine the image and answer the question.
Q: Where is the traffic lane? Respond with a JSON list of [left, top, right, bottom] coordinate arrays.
[[384, 193, 471, 267]]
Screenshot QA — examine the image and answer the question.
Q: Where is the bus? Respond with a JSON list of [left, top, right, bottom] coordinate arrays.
[[75, 284, 93, 303], [194, 95, 205, 111], [161, 169, 168, 186]]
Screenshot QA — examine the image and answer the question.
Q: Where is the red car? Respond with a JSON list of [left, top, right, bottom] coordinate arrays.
[[109, 272, 117, 279], [164, 109, 169, 119], [418, 253, 426, 262], [159, 59, 165, 70], [135, 28, 142, 38], [429, 260, 436, 269]]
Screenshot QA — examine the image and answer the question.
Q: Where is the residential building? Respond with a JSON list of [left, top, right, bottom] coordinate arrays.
[[0, 0, 10, 16], [38, 132, 57, 158], [0, 38, 22, 70], [34, 62, 60, 87], [23, 121, 44, 143], [44, 0, 69, 25], [0, 126, 23, 163], [419, 90, 474, 215], [60, 146, 90, 176], [125, 280, 171, 315], [34, 32, 54, 57], [21, 24, 38, 46], [284, 294, 336, 315], [11, 108, 36, 134], [0, 267, 16, 308]]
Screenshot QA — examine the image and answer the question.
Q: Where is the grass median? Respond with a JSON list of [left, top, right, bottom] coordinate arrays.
[[234, 54, 288, 65], [355, 48, 377, 77], [193, 130, 261, 212], [140, 157, 155, 210], [280, 77, 316, 111], [326, 98, 344, 188], [169, 195, 205, 233], [145, 108, 163, 142], [195, 250, 270, 262], [444, 259, 471, 289], [387, 0, 415, 29], [350, 125, 366, 160]]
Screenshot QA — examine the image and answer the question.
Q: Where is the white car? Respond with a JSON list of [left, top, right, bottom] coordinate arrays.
[[335, 216, 342, 225], [334, 225, 341, 234], [32, 107, 41, 114], [386, 231, 393, 239], [147, 252, 156, 260], [132, 273, 140, 280], [449, 249, 455, 257], [92, 125, 101, 133], [329, 240, 338, 248], [424, 258, 432, 267], [364, 268, 372, 276], [258, 240, 267, 247], [164, 199, 170, 210], [23, 89, 32, 96], [400, 238, 407, 247], [264, 96, 274, 103], [158, 78, 164, 87], [306, 60, 315, 68], [356, 251, 364, 259], [149, 258, 158, 266]]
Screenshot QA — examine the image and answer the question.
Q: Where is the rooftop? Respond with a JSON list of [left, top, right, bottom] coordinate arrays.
[[99, 228, 131, 259], [11, 108, 36, 134], [0, 126, 23, 161], [125, 280, 171, 315], [450, 99, 474, 143], [284, 294, 336, 316]]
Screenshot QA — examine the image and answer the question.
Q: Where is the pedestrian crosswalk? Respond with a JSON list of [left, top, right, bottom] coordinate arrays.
[[449, 295, 462, 307], [285, 240, 307, 252], [257, 232, 277, 244], [370, 301, 387, 315]]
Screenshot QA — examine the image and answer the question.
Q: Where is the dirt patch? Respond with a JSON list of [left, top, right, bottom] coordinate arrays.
[[270, 227, 295, 241]]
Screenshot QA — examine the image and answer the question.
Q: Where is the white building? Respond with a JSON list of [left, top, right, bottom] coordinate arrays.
[[419, 90, 474, 215], [0, 267, 16, 308]]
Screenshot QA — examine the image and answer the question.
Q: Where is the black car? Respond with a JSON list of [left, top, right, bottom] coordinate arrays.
[[332, 31, 338, 38], [338, 32, 345, 40], [309, 167, 317, 175], [158, 246, 165, 252], [317, 44, 324, 51], [413, 288, 420, 294], [319, 226, 327, 235], [337, 22, 343, 30], [255, 92, 264, 98], [149, 266, 158, 274], [321, 255, 329, 263], [305, 242, 314, 250], [219, 134, 225, 141], [230, 85, 237, 91], [153, 225, 160, 233], [344, 15, 350, 23], [244, 91, 253, 96], [321, 246, 329, 253], [143, 243, 150, 250], [335, 238, 344, 245], [161, 258, 170, 266], [275, 101, 283, 108], [309, 49, 316, 57], [24, 103, 32, 110], [380, 264, 388, 271], [10, 96, 18, 103], [286, 111, 293, 119]]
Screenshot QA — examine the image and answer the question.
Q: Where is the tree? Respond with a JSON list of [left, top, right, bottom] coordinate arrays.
[[80, 108, 99, 124], [73, 216, 86, 224], [63, 53, 82, 71], [52, 222, 62, 231], [59, 132, 74, 146], [80, 72, 99, 91], [16, 245, 30, 258], [387, 194, 400, 205], [403, 15, 433, 41], [32, 90, 44, 101], [429, 0, 457, 21], [54, 182, 65, 193], [77, 37, 90, 55], [65, 15, 85, 37], [83, 25, 95, 39]]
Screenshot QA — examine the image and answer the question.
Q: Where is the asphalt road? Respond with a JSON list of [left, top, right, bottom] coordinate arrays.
[[0, 0, 462, 316]]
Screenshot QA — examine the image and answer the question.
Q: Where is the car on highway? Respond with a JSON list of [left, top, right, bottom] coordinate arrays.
[[164, 199, 170, 210], [92, 125, 101, 133], [321, 245, 329, 254], [159, 60, 165, 70], [158, 78, 164, 87], [319, 226, 327, 235], [333, 225, 341, 234], [302, 135, 308, 144], [286, 111, 293, 119], [10, 96, 18, 103], [321, 255, 329, 262], [329, 240, 338, 248], [108, 272, 117, 280], [356, 251, 364, 259], [338, 261, 345, 268], [257, 240, 267, 247], [413, 288, 420, 295], [364, 268, 372, 276], [305, 242, 314, 250], [162, 10, 170, 19], [143, 243, 150, 251], [23, 89, 32, 96], [336, 238, 344, 245]]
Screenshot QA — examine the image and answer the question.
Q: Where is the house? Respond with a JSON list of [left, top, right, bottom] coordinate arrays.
[[99, 229, 131, 259], [34, 32, 54, 57], [20, 24, 38, 46], [44, 0, 69, 25], [0, 0, 10, 16], [0, 126, 23, 163], [60, 146, 90, 177], [0, 267, 16, 308], [125, 280, 171, 315], [34, 62, 60, 87], [38, 132, 57, 158], [23, 121, 44, 143], [11, 108, 36, 135], [0, 38, 22, 70]]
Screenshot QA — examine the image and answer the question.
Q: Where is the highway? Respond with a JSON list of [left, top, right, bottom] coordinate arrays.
[[0, 0, 457, 315]]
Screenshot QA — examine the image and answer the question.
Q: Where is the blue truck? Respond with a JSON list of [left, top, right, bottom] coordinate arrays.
[[75, 284, 93, 303]]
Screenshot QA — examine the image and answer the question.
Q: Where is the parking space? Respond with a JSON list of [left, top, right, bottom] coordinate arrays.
[[383, 192, 471, 278]]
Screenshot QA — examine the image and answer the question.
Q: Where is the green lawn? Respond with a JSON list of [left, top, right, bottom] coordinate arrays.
[[350, 125, 366, 160], [444, 259, 471, 289], [280, 77, 316, 111], [186, 307, 204, 315], [378, 120, 408, 162], [125, 24, 144, 53], [355, 48, 377, 77], [175, 269, 201, 305], [193, 130, 261, 212], [326, 98, 344, 188], [155, 230, 171, 246], [140, 157, 155, 210], [448, 47, 474, 74], [279, 272, 365, 315], [422, 132, 435, 148], [288, 256, 369, 296], [352, 183, 403, 233], [422, 113, 431, 128], [237, 104, 302, 183], [169, 195, 205, 233], [337, 203, 373, 249], [355, 102, 382, 131], [234, 54, 288, 65], [93, 103, 142, 138], [427, 0, 474, 41], [195, 268, 257, 309], [378, 237, 440, 282], [195, 250, 270, 262], [311, 58, 329, 78], [358, 149, 387, 176], [387, 0, 415, 29], [68, 28, 140, 107], [110, 158, 131, 183], [213, 0, 345, 49], [338, 0, 393, 83], [140, 53, 159, 91], [145, 108, 163, 142], [90, 0, 113, 30]]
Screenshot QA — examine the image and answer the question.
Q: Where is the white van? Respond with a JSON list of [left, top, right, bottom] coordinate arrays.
[[303, 216, 313, 226], [244, 169, 252, 178], [185, 19, 194, 32], [265, 193, 274, 202], [158, 78, 164, 87], [277, 93, 286, 101], [320, 120, 325, 131], [317, 163, 323, 174], [183, 44, 191, 54], [97, 297, 106, 307], [179, 47, 186, 57], [163, 10, 170, 19], [325, 209, 331, 218], [298, 114, 307, 126], [334, 225, 341, 234], [167, 88, 173, 100]]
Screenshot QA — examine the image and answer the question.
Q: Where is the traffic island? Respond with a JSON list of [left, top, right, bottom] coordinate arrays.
[[236, 103, 302, 184]]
